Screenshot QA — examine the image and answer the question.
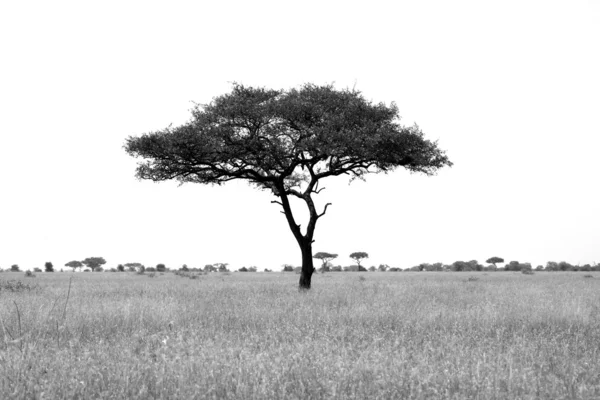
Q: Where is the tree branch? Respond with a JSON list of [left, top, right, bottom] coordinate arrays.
[[318, 203, 332, 218]]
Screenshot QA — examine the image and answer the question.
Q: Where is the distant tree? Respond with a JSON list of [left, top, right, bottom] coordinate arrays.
[[94, 266, 104, 272], [156, 263, 166, 272], [467, 260, 483, 271], [535, 265, 544, 271], [378, 264, 389, 272], [546, 261, 559, 271], [124, 262, 144, 272], [34, 268, 42, 272], [558, 261, 574, 271], [64, 260, 82, 272], [125, 84, 452, 290], [264, 268, 272, 272], [350, 252, 369, 271], [313, 252, 338, 272], [282, 264, 294, 272], [368, 266, 376, 272], [44, 262, 54, 272], [330, 266, 342, 272], [581, 264, 592, 272], [181, 264, 189, 271], [238, 267, 249, 272], [452, 261, 469, 272], [505, 261, 521, 271], [486, 257, 504, 269], [82, 257, 106, 272], [213, 263, 229, 272], [248, 266, 257, 272], [203, 264, 215, 273], [117, 264, 125, 272]]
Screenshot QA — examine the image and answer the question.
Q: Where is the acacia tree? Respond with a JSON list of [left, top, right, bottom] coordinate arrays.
[[82, 257, 106, 272], [313, 252, 338, 272], [125, 84, 451, 289], [486, 257, 504, 269], [350, 252, 369, 271], [64, 260, 82, 272]]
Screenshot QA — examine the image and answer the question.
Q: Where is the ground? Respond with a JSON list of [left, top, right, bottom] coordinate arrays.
[[1, 271, 599, 399]]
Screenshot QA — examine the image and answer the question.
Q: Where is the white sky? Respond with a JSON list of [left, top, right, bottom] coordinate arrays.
[[1, 0, 599, 271]]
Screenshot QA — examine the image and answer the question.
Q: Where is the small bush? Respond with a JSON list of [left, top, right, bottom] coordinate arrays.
[[147, 272, 157, 278], [11, 264, 20, 272], [45, 262, 54, 272], [467, 276, 479, 282], [25, 270, 36, 278], [34, 268, 42, 273], [584, 275, 594, 279], [146, 267, 157, 272], [156, 264, 166, 272], [0, 279, 39, 292], [522, 269, 534, 275]]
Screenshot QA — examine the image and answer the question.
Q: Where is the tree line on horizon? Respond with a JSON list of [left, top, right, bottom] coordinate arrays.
[[2, 256, 598, 274]]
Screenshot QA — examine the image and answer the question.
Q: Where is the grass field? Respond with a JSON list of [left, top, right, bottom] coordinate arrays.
[[1, 271, 599, 399]]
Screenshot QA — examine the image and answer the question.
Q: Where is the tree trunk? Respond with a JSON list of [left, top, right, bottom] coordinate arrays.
[[298, 239, 314, 290]]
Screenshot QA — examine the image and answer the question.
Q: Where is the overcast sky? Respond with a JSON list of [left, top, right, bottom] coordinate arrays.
[[1, 1, 598, 271]]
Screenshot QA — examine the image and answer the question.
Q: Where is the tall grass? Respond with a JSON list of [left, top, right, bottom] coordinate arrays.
[[1, 272, 599, 399]]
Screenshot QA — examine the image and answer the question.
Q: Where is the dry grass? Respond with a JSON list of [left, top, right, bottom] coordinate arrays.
[[1, 271, 599, 399]]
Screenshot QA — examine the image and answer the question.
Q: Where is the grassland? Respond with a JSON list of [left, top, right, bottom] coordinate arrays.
[[1, 271, 599, 399]]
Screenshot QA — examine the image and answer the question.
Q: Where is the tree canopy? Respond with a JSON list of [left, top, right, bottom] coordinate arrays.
[[65, 260, 83, 271], [350, 252, 369, 266], [313, 252, 338, 271], [82, 257, 106, 272], [125, 83, 452, 289]]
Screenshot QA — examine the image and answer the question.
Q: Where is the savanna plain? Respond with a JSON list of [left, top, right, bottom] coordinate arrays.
[[1, 271, 599, 399]]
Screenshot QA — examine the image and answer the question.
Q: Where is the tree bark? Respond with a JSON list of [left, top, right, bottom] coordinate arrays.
[[298, 239, 314, 290]]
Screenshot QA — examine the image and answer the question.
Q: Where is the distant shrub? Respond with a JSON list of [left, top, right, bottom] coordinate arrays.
[[45, 262, 54, 272], [146, 267, 156, 272], [117, 264, 125, 272], [282, 265, 294, 272], [147, 272, 157, 278], [522, 269, 534, 275], [110, 268, 117, 272], [584, 275, 594, 279], [467, 276, 479, 282], [181, 264, 189, 272], [264, 269, 272, 272], [0, 279, 38, 292], [238, 267, 248, 272], [83, 269, 91, 272], [156, 264, 166, 272], [33, 268, 42, 272], [358, 276, 366, 281], [10, 264, 20, 272], [95, 267, 104, 272], [25, 270, 36, 278]]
